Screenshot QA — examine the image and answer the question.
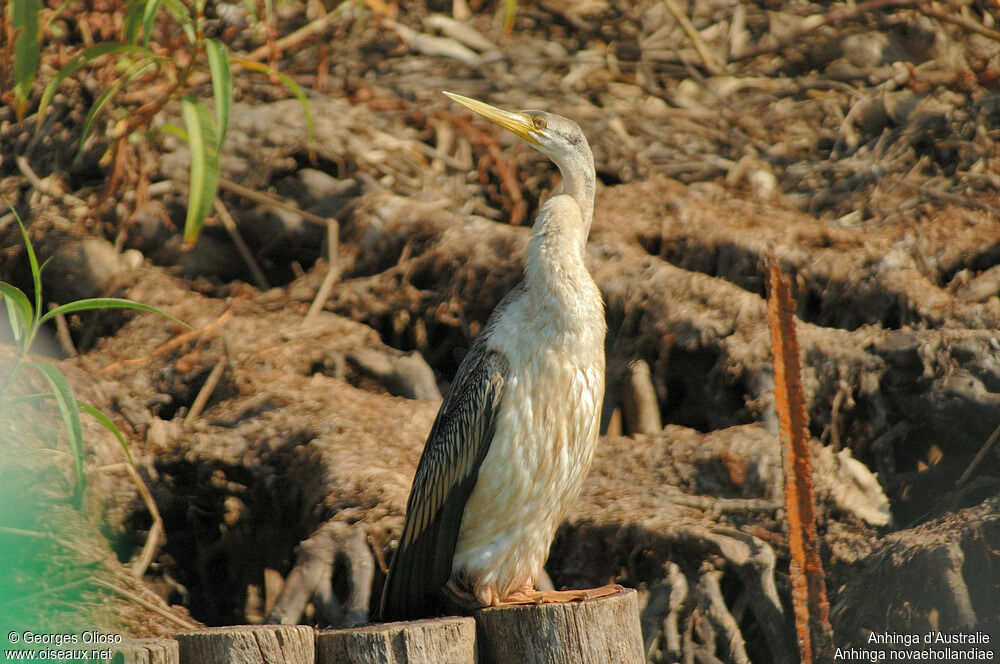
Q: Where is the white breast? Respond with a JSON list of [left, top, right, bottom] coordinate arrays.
[[451, 285, 605, 604]]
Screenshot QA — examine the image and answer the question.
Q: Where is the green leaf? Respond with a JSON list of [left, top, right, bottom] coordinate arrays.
[[232, 58, 315, 141], [0, 284, 32, 344], [42, 0, 79, 33], [141, 0, 165, 48], [272, 70, 315, 142], [13, 0, 42, 121], [3, 297, 23, 343], [205, 39, 232, 145], [160, 0, 196, 43], [503, 0, 518, 34], [77, 401, 133, 464], [122, 0, 145, 43], [38, 43, 146, 127], [158, 122, 189, 142], [39, 297, 189, 328], [15, 218, 42, 329], [0, 393, 52, 410], [181, 97, 221, 244], [80, 57, 159, 151], [27, 361, 86, 506]]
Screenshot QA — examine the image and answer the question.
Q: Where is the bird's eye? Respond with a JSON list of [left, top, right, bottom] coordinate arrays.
[[533, 117, 546, 129]]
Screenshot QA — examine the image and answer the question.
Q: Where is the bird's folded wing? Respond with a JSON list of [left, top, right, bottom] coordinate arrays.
[[377, 345, 508, 621]]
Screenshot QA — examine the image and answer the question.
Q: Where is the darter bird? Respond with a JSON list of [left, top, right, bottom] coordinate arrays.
[[377, 92, 615, 621]]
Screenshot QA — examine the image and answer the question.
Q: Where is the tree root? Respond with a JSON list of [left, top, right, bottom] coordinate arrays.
[[267, 521, 374, 627], [632, 527, 798, 664]]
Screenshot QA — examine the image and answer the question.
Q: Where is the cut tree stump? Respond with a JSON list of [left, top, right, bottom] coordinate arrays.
[[175, 625, 314, 664], [473, 588, 644, 664], [112, 638, 180, 664], [315, 617, 475, 664]]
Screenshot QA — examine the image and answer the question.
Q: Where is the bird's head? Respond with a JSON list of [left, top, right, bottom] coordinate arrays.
[[443, 92, 590, 169]]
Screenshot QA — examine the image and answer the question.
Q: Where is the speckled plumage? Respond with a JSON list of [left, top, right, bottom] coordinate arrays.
[[378, 97, 605, 622]]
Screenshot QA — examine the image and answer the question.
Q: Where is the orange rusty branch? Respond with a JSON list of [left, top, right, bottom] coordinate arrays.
[[766, 257, 834, 664]]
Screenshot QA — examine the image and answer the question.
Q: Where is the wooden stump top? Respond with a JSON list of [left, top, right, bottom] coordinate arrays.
[[316, 617, 475, 664], [113, 638, 180, 664], [474, 588, 644, 664], [175, 624, 314, 664]]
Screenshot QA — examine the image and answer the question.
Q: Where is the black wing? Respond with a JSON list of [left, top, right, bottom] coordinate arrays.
[[377, 345, 508, 621]]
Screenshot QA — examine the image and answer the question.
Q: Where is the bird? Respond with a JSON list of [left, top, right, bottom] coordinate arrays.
[[377, 92, 615, 622]]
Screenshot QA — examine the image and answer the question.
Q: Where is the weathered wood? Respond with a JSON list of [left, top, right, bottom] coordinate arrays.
[[175, 625, 314, 664], [316, 617, 475, 664], [473, 588, 644, 664], [112, 638, 179, 664]]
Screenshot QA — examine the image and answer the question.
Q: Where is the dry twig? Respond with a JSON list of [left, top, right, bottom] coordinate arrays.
[[98, 308, 233, 375], [305, 219, 342, 323], [92, 578, 197, 630], [955, 420, 1000, 488], [218, 178, 331, 226], [214, 199, 271, 290], [662, 0, 724, 75], [184, 352, 229, 424]]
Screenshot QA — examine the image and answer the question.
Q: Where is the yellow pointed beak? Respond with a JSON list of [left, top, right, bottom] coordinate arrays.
[[443, 91, 541, 146]]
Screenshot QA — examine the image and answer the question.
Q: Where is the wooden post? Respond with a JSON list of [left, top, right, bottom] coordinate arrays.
[[473, 588, 644, 664], [175, 625, 314, 664], [112, 638, 179, 664], [316, 617, 475, 664]]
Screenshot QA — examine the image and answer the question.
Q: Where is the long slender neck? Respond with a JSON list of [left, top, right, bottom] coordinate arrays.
[[523, 147, 597, 315], [553, 147, 596, 237]]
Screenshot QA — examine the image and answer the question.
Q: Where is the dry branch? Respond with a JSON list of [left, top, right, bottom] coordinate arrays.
[[766, 259, 834, 664]]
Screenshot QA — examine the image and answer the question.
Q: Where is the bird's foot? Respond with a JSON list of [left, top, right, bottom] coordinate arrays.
[[498, 583, 624, 606], [443, 578, 487, 611]]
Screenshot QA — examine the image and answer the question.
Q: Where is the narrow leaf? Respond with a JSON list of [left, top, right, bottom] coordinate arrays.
[[141, 0, 165, 48], [503, 0, 517, 34], [78, 401, 133, 464], [3, 297, 24, 342], [39, 297, 189, 328], [158, 122, 189, 142], [80, 58, 159, 151], [160, 0, 196, 42], [181, 97, 221, 244], [121, 0, 145, 43], [41, 0, 79, 33], [205, 39, 232, 145], [27, 361, 86, 506], [0, 283, 33, 340], [232, 58, 315, 141], [13, 0, 42, 120], [272, 70, 315, 141], [16, 218, 42, 327], [1, 393, 52, 410], [38, 44, 146, 126]]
